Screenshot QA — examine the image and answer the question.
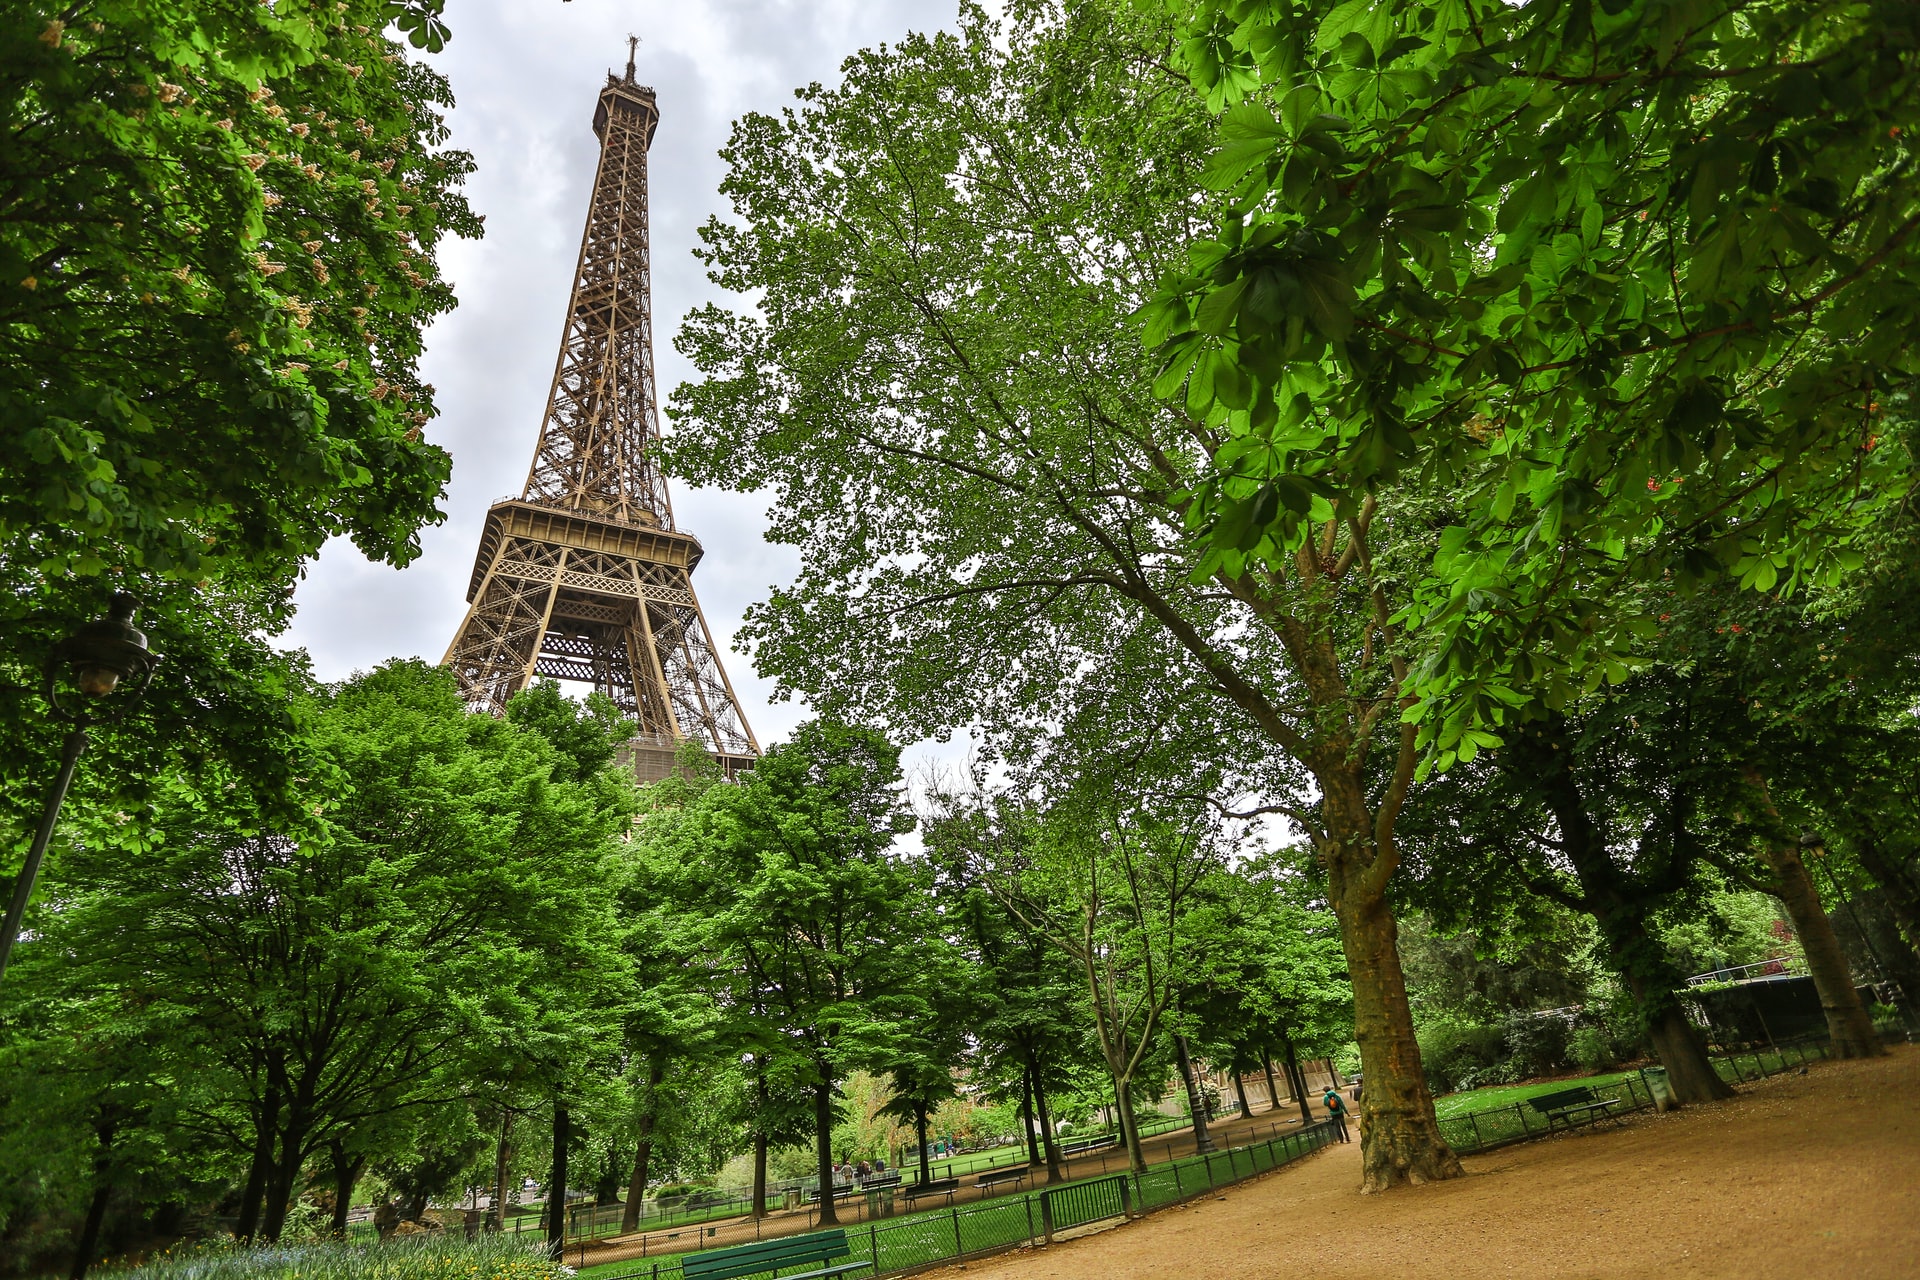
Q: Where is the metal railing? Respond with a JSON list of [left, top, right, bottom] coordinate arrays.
[[1438, 1035, 1835, 1156], [1685, 957, 1809, 987]]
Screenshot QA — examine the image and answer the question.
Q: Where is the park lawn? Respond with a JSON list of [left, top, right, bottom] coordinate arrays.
[[1433, 1070, 1637, 1120]]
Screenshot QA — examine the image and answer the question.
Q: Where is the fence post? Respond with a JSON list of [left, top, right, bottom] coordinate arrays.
[[952, 1205, 962, 1258], [1027, 1192, 1039, 1245], [870, 1222, 878, 1272], [1172, 1162, 1183, 1196], [1120, 1175, 1133, 1218]]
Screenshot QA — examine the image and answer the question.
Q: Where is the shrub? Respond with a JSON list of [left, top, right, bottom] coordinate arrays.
[[1497, 1011, 1575, 1080], [107, 1235, 564, 1280], [1417, 1017, 1505, 1093], [1570, 1025, 1616, 1073]]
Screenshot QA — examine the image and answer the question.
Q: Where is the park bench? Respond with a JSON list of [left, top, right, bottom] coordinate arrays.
[[901, 1178, 959, 1209], [682, 1229, 871, 1280], [1526, 1086, 1623, 1132], [1060, 1136, 1114, 1156], [858, 1172, 901, 1190], [803, 1185, 858, 1206], [974, 1168, 1028, 1196]]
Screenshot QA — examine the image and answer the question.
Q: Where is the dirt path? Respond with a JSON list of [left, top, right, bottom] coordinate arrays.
[[922, 1046, 1920, 1280]]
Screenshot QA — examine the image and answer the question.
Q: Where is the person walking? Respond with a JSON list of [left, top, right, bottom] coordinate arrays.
[[1322, 1088, 1351, 1143]]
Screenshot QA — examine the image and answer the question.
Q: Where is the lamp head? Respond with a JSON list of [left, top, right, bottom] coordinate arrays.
[[50, 594, 158, 709]]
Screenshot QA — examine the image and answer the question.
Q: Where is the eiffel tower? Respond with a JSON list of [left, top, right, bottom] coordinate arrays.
[[443, 42, 757, 780]]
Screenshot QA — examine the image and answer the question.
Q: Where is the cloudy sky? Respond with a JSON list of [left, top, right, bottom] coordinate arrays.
[[284, 0, 965, 755]]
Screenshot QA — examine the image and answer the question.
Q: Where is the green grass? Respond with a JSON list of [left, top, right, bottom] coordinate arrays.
[[1432, 1070, 1637, 1120]]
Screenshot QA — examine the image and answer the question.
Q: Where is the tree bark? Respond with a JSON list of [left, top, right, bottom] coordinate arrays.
[[1319, 762, 1462, 1192], [327, 1139, 364, 1239], [1030, 1064, 1063, 1184], [70, 1114, 116, 1280], [1261, 1054, 1282, 1112], [1742, 767, 1883, 1057], [489, 1111, 514, 1232], [1280, 1036, 1315, 1126], [752, 1128, 769, 1218], [812, 1075, 839, 1227], [261, 1107, 307, 1243], [235, 1073, 281, 1243], [620, 1059, 666, 1233], [1173, 1034, 1215, 1153], [1018, 1064, 1042, 1165], [1231, 1068, 1252, 1117], [546, 1103, 570, 1262], [1759, 835, 1883, 1057], [1519, 720, 1734, 1105], [913, 1101, 932, 1187], [1113, 1074, 1146, 1175]]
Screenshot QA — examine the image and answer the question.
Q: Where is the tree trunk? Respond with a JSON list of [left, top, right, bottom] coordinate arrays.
[[1519, 720, 1733, 1105], [261, 1109, 307, 1243], [1262, 1054, 1282, 1111], [1759, 835, 1883, 1058], [1321, 764, 1461, 1192], [327, 1139, 364, 1239], [235, 1074, 281, 1243], [752, 1129, 769, 1218], [1031, 1065, 1063, 1184], [1280, 1036, 1315, 1126], [70, 1114, 116, 1280], [913, 1101, 931, 1187], [1636, 987, 1733, 1104], [620, 1059, 666, 1233], [546, 1103, 570, 1262], [1231, 1068, 1252, 1117], [1019, 1064, 1042, 1165], [1173, 1034, 1215, 1153], [812, 1076, 839, 1227], [489, 1111, 514, 1232], [1113, 1075, 1146, 1175]]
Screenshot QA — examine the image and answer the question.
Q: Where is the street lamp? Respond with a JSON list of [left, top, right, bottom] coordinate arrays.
[[0, 593, 159, 984]]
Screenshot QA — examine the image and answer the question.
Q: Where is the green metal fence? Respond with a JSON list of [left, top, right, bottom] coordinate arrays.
[[583, 1122, 1337, 1280], [1438, 1035, 1835, 1156]]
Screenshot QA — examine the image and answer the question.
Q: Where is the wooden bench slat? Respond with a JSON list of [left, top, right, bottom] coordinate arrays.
[[683, 1229, 858, 1280]]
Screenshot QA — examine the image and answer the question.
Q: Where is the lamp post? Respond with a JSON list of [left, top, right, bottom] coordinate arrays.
[[0, 593, 159, 984]]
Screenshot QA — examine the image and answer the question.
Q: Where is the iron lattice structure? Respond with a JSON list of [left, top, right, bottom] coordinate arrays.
[[444, 51, 757, 779]]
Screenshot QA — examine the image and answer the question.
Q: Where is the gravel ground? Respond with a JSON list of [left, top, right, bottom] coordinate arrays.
[[921, 1044, 1920, 1280]]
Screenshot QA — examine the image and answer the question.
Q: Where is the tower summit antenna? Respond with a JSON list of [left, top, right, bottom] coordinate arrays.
[[625, 34, 638, 84], [442, 66, 758, 781]]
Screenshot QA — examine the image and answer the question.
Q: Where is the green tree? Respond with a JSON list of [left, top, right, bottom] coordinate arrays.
[[3, 661, 631, 1256], [669, 1, 1458, 1191], [1, 0, 473, 599], [945, 785, 1228, 1176], [674, 720, 924, 1227], [1162, 0, 1920, 766]]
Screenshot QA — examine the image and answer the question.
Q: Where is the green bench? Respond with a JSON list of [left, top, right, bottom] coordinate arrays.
[[680, 1229, 872, 1280], [1526, 1086, 1622, 1132], [901, 1177, 958, 1209]]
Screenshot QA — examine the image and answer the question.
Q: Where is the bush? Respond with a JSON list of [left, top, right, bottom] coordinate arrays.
[[108, 1235, 564, 1280], [1569, 1025, 1615, 1072], [1497, 1011, 1574, 1080], [1418, 1017, 1505, 1093]]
